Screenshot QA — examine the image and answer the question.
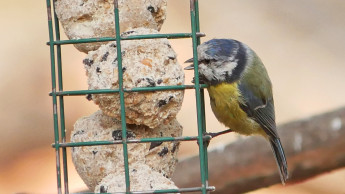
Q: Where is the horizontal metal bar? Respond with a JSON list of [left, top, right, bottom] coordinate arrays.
[[49, 84, 208, 96], [134, 186, 216, 194], [46, 32, 206, 45], [52, 135, 212, 148], [78, 186, 215, 194]]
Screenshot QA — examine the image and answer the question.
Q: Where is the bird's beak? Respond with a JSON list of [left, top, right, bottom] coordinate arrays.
[[184, 58, 195, 70]]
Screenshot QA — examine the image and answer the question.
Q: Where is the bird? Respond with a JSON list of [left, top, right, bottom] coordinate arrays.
[[185, 38, 288, 184]]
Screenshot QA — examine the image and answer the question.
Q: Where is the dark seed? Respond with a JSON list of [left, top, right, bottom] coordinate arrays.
[[92, 150, 98, 155], [96, 67, 101, 73], [100, 185, 107, 193], [158, 100, 167, 107], [73, 130, 85, 137], [157, 79, 163, 84], [146, 78, 156, 87], [136, 78, 144, 84], [86, 94, 92, 101], [122, 67, 126, 72], [158, 147, 169, 157], [149, 142, 163, 150], [171, 142, 179, 153], [83, 58, 93, 66], [109, 43, 116, 47], [112, 130, 135, 140], [121, 30, 135, 36], [101, 52, 109, 62], [168, 56, 176, 60], [147, 6, 155, 13]]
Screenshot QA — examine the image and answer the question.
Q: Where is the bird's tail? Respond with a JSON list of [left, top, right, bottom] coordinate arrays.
[[269, 137, 289, 184]]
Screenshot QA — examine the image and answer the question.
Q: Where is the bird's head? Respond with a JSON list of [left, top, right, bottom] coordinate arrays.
[[185, 39, 249, 85]]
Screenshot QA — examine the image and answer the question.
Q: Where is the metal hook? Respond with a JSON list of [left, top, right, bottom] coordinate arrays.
[[190, 0, 195, 11], [114, 0, 118, 9]]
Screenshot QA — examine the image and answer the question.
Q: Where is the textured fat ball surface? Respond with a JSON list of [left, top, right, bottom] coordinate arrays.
[[94, 164, 178, 193], [84, 28, 184, 128], [71, 110, 182, 190], [54, 0, 168, 52]]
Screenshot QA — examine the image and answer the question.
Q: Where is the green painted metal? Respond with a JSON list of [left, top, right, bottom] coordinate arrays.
[[46, 0, 219, 193], [189, 1, 208, 193], [52, 135, 213, 148], [79, 186, 215, 194], [49, 84, 208, 96], [46, 0, 62, 193], [113, 0, 131, 193], [193, 0, 211, 188], [52, 1, 69, 192], [46, 32, 206, 46]]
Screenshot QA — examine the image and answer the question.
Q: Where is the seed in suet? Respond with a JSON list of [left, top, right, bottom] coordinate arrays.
[[158, 147, 168, 157], [112, 130, 135, 140], [158, 99, 167, 107], [96, 67, 101, 73], [101, 51, 109, 62], [147, 6, 155, 13], [86, 94, 92, 101], [83, 58, 93, 66], [146, 78, 156, 87], [149, 141, 163, 150], [100, 185, 107, 193]]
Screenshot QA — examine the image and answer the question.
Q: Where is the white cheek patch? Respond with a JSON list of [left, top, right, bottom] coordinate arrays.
[[199, 64, 214, 81], [212, 61, 238, 82]]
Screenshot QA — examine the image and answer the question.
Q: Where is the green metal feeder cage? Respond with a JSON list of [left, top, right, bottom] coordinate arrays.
[[46, 0, 216, 193]]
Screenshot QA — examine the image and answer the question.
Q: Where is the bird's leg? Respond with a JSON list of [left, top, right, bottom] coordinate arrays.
[[204, 129, 233, 138]]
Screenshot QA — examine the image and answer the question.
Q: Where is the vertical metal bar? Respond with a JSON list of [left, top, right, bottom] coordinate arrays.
[[193, 0, 210, 190], [190, 0, 207, 193], [46, 0, 62, 193], [114, 0, 131, 193], [52, 0, 69, 192]]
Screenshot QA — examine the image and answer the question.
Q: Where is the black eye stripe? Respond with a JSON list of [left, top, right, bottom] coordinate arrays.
[[199, 59, 216, 64]]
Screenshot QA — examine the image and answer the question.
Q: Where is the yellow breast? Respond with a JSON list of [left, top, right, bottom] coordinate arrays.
[[207, 82, 265, 136]]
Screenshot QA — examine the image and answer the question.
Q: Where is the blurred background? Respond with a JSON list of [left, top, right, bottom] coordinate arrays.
[[1, 0, 345, 193]]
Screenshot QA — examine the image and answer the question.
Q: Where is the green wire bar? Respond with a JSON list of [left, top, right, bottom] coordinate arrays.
[[189, 0, 209, 193], [46, 32, 206, 46], [52, 135, 213, 148], [49, 84, 208, 96], [46, 0, 214, 193], [113, 0, 131, 192], [52, 1, 69, 192], [80, 186, 215, 194], [46, 0, 62, 193]]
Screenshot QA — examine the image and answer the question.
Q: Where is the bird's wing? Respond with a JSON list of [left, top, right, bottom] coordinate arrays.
[[238, 78, 279, 139]]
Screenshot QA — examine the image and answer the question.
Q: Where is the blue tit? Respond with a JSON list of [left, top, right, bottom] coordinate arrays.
[[185, 39, 288, 184]]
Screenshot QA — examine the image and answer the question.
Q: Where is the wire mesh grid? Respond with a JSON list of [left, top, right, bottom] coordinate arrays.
[[46, 0, 215, 193]]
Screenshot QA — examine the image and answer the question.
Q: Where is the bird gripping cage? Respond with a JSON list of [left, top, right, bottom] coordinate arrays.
[[46, 0, 216, 193]]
